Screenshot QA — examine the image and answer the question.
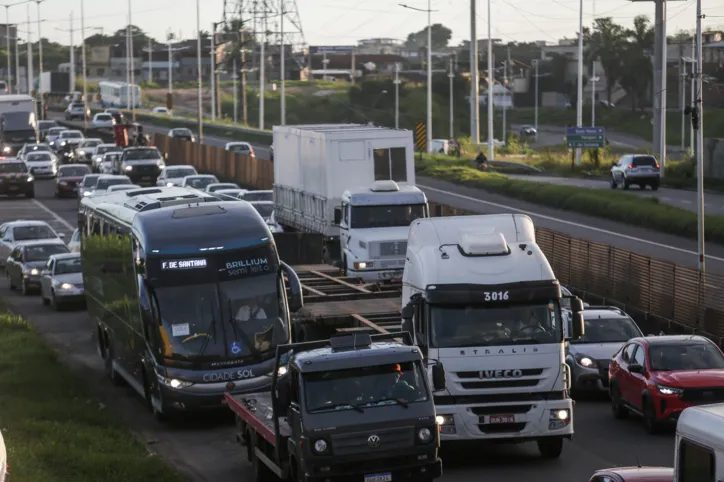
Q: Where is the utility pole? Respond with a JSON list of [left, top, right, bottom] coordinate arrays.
[[128, 0, 135, 120], [233, 57, 237, 123], [591, 75, 598, 126], [575, 0, 583, 165], [486, 0, 494, 160], [680, 56, 685, 152], [502, 46, 510, 144], [533, 59, 539, 134], [125, 16, 130, 103], [241, 29, 247, 124], [694, 0, 704, 270], [147, 36, 152, 82], [469, 0, 479, 144], [69, 12, 74, 94], [259, 10, 265, 129], [167, 32, 172, 93], [196, 0, 202, 143], [210, 24, 215, 120], [657, 0, 667, 177], [394, 62, 400, 129], [690, 37, 695, 157], [4, 5, 10, 93], [25, 3, 31, 95], [36, 0, 43, 113], [80, 0, 87, 130], [280, 0, 285, 125], [425, 0, 432, 152], [448, 55, 454, 138]]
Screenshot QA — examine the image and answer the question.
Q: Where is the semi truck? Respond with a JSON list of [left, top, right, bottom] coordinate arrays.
[[398, 214, 585, 458], [272, 124, 428, 282], [228, 332, 444, 482]]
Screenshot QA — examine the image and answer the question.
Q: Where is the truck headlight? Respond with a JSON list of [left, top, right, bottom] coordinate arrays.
[[312, 439, 328, 454], [353, 261, 372, 269], [58, 283, 73, 290], [2, 146, 10, 153], [549, 409, 570, 430], [574, 354, 597, 368], [277, 365, 288, 376], [125, 165, 133, 171], [158, 375, 194, 389], [417, 427, 432, 443]]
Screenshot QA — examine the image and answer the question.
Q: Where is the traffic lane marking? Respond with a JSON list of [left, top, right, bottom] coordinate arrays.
[[418, 183, 724, 264], [0, 198, 74, 238]]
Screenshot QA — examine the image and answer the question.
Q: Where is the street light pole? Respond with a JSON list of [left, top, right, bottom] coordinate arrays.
[[80, 0, 87, 130], [259, 14, 265, 129], [196, 0, 203, 143], [448, 55, 454, 138], [575, 0, 583, 165], [533, 59, 539, 134], [469, 0, 479, 144], [591, 75, 599, 126], [279, 0, 285, 125], [690, 38, 695, 157], [695, 0, 704, 271], [128, 0, 135, 120], [393, 62, 400, 129], [210, 23, 216, 121], [486, 0, 494, 160], [425, 0, 432, 152], [4, 5, 11, 93], [25, 3, 31, 95]]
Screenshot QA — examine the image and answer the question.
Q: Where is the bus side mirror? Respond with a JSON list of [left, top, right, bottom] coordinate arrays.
[[431, 363, 446, 391], [401, 303, 414, 335], [275, 374, 291, 412], [570, 297, 583, 313], [281, 262, 303, 312], [571, 312, 585, 339], [333, 207, 342, 225]]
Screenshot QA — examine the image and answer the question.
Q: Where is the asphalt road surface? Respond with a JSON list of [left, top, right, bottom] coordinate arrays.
[[1, 179, 677, 482], [47, 112, 724, 274]]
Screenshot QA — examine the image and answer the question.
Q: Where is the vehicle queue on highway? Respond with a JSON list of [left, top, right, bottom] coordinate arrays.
[[0, 116, 722, 482]]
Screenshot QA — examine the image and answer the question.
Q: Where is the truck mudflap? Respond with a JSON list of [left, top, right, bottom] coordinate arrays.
[[303, 457, 442, 482]]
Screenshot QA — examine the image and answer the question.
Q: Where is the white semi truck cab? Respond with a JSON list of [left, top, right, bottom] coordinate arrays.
[[400, 214, 585, 458]]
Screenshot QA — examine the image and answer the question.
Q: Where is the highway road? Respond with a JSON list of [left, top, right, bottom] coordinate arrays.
[[1, 179, 676, 482], [47, 112, 724, 274]]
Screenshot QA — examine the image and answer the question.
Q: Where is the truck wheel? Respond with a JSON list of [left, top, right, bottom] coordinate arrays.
[[250, 433, 275, 481], [537, 437, 563, 458]]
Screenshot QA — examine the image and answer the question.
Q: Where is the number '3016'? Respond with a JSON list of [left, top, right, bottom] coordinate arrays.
[[484, 291, 509, 301]]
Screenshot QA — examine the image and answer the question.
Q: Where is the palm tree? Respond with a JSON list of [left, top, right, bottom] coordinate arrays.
[[621, 15, 654, 110], [585, 17, 627, 103]]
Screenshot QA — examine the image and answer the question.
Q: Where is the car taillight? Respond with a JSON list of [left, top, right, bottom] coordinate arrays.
[[655, 163, 660, 169], [628, 164, 634, 169]]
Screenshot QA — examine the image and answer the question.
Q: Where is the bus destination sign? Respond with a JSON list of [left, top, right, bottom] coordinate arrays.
[[162, 258, 208, 270]]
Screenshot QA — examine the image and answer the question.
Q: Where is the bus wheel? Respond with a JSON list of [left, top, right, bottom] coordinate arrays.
[[104, 345, 124, 386]]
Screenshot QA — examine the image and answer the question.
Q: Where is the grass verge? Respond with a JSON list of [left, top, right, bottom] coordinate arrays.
[[418, 158, 724, 244], [0, 309, 183, 482]]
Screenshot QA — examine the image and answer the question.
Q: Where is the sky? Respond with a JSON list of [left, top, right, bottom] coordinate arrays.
[[18, 0, 724, 48]]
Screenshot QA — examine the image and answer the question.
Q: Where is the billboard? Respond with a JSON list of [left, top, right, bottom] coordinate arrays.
[[89, 46, 110, 64]]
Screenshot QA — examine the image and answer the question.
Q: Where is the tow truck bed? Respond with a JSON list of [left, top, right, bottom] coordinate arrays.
[[225, 392, 291, 446]]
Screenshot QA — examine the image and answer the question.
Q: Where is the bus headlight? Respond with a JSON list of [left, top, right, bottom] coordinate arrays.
[[417, 427, 432, 443], [312, 439, 328, 454], [158, 375, 194, 389]]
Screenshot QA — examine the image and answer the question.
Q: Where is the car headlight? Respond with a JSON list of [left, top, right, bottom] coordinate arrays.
[[158, 375, 194, 389], [417, 427, 432, 443], [58, 282, 73, 290], [61, 141, 67, 146], [2, 146, 10, 153], [312, 439, 328, 454], [124, 165, 133, 171], [26, 176, 33, 182], [78, 150, 85, 156], [657, 384, 683, 396], [59, 181, 67, 185], [574, 353, 597, 368], [83, 191, 92, 196], [29, 268, 39, 275], [166, 182, 174, 187]]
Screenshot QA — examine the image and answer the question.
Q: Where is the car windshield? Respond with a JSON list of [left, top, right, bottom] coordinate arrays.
[[47, 128, 64, 136], [350, 204, 427, 229], [26, 153, 52, 162], [306, 361, 428, 413], [71, 229, 79, 242], [25, 144, 51, 153], [13, 225, 55, 240], [109, 185, 137, 191], [82, 140, 101, 147], [228, 144, 250, 152], [96, 145, 121, 155], [55, 257, 82, 274], [570, 317, 642, 344], [649, 343, 724, 371], [252, 204, 273, 219], [61, 132, 83, 138], [0, 163, 27, 173], [6, 130, 36, 142], [430, 301, 563, 347], [124, 148, 161, 160], [186, 177, 217, 189], [25, 244, 68, 261], [96, 115, 112, 121], [155, 273, 286, 358], [59, 166, 90, 177], [81, 176, 100, 188], [96, 177, 130, 190], [166, 168, 196, 178], [38, 121, 57, 130], [208, 184, 238, 192], [242, 191, 272, 202], [173, 129, 192, 136]]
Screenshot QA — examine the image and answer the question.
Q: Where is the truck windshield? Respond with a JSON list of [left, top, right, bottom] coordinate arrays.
[[5, 130, 36, 142], [350, 204, 426, 229], [154, 272, 288, 359], [306, 361, 428, 413], [429, 301, 563, 347]]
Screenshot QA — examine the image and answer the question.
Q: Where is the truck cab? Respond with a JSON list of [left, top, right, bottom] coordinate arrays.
[[335, 180, 428, 282], [228, 332, 444, 482], [400, 214, 585, 458], [673, 403, 724, 481]]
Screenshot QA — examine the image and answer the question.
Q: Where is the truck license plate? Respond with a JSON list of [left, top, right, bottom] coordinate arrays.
[[364, 474, 392, 482], [489, 414, 515, 424]]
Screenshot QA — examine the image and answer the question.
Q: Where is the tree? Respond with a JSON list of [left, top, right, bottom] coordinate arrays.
[[405, 24, 452, 50], [218, 18, 254, 122], [618, 15, 654, 110], [585, 17, 627, 103]]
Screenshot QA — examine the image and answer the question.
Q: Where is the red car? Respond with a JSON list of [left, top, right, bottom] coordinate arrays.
[[609, 335, 724, 433], [589, 466, 673, 482], [55, 164, 91, 198]]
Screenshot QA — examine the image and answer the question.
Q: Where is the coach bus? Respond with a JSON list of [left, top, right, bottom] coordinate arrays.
[[78, 186, 303, 420], [98, 81, 142, 108]]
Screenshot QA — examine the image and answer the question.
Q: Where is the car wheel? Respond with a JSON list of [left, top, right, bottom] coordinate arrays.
[[50, 291, 60, 310], [643, 397, 661, 434], [41, 290, 49, 305], [651, 182, 659, 191], [21, 279, 30, 296], [610, 175, 617, 189], [623, 178, 630, 190], [610, 382, 629, 419]]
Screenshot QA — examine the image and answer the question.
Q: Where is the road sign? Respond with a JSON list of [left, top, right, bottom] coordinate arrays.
[[566, 126, 606, 148], [415, 122, 426, 152]]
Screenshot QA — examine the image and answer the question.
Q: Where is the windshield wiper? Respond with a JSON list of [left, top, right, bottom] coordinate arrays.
[[195, 296, 218, 358], [364, 398, 409, 408], [309, 402, 365, 413]]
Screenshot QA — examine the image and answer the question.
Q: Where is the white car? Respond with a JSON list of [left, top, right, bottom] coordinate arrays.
[[64, 101, 88, 120], [152, 107, 170, 115], [74, 138, 103, 164], [181, 174, 219, 191], [92, 144, 122, 172], [89, 174, 132, 195], [56, 130, 85, 150], [25, 151, 58, 178], [17, 142, 55, 161], [0, 220, 65, 268], [156, 165, 199, 187], [225, 141, 255, 157], [214, 188, 247, 200], [106, 184, 141, 192], [46, 127, 65, 147], [99, 152, 120, 174], [67, 228, 80, 252], [92, 112, 115, 128], [249, 201, 283, 233], [205, 182, 240, 193]]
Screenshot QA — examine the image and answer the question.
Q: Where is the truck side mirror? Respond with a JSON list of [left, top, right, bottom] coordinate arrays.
[[275, 374, 291, 411], [570, 297, 583, 313], [333, 207, 342, 225], [401, 304, 413, 320], [281, 262, 303, 312], [571, 312, 585, 339], [431, 363, 446, 391]]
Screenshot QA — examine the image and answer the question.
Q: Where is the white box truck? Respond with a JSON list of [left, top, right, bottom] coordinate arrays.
[[400, 214, 585, 458], [0, 95, 34, 116], [272, 124, 428, 282]]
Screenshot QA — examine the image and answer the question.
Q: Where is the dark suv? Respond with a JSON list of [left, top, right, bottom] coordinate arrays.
[[0, 159, 34, 197]]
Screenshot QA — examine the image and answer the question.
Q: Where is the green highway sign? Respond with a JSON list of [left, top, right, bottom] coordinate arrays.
[[566, 126, 606, 148]]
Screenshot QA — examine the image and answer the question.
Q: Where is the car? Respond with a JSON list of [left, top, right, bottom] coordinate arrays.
[[55, 130, 85, 160], [79, 173, 101, 197], [74, 138, 103, 164], [180, 174, 218, 190], [24, 151, 58, 178], [0, 220, 64, 267], [67, 228, 80, 252], [39, 252, 84, 310], [118, 146, 165, 185], [104, 108, 124, 124], [155, 165, 198, 187], [519, 125, 537, 137], [238, 189, 272, 202], [430, 139, 450, 154], [168, 127, 194, 142], [106, 183, 141, 192], [37, 119, 59, 140], [91, 143, 122, 172], [6, 239, 70, 295], [225, 141, 254, 156], [64, 101, 89, 120], [588, 467, 673, 482], [609, 334, 724, 433], [92, 112, 115, 128], [46, 127, 65, 147], [0, 159, 34, 198], [565, 306, 644, 394], [249, 200, 283, 233], [17, 142, 55, 161], [152, 106, 170, 115], [55, 164, 91, 198], [205, 182, 239, 193], [90, 174, 133, 195], [214, 188, 247, 200], [610, 154, 660, 191], [99, 152, 120, 174]]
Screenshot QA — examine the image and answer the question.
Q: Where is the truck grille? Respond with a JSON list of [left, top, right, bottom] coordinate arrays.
[[132, 165, 159, 175], [456, 368, 545, 390], [376, 241, 407, 257], [330, 426, 414, 456], [680, 387, 724, 404]]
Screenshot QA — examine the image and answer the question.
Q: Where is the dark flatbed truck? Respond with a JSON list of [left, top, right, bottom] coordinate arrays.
[[289, 265, 402, 342], [226, 332, 445, 482]]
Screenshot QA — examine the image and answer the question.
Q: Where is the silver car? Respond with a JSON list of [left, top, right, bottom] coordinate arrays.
[[25, 151, 58, 178], [67, 228, 80, 252], [610, 154, 660, 190], [156, 165, 198, 187], [0, 220, 64, 268], [565, 306, 644, 394], [92, 144, 122, 172], [6, 240, 70, 295], [205, 182, 239, 193], [74, 138, 103, 164], [40, 252, 84, 309], [181, 174, 218, 190]]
